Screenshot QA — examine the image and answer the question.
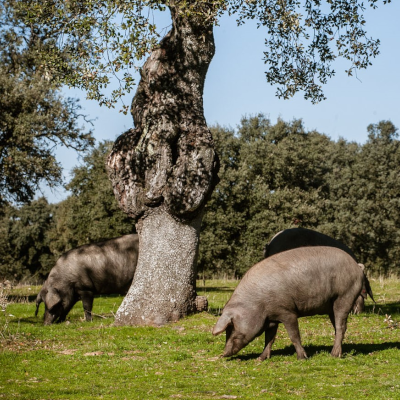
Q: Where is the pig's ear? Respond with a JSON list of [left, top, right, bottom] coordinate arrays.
[[45, 289, 61, 310], [358, 263, 365, 271], [212, 314, 232, 336]]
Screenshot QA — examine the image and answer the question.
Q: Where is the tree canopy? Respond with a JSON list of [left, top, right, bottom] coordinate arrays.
[[0, 0, 94, 206], [16, 0, 390, 107], [0, 198, 54, 281]]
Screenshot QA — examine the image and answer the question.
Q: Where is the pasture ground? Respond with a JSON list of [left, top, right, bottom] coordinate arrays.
[[1, 278, 399, 399]]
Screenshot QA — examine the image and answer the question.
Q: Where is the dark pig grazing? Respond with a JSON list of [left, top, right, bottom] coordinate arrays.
[[263, 227, 367, 313], [213, 246, 374, 360], [35, 234, 139, 325]]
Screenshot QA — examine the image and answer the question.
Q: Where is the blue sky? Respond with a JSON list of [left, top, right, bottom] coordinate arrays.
[[42, 1, 400, 203]]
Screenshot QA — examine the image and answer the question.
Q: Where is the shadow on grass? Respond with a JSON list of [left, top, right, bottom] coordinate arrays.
[[7, 293, 126, 304], [7, 287, 234, 307], [366, 301, 400, 316], [95, 294, 125, 298], [7, 294, 38, 303], [197, 286, 236, 293], [208, 307, 224, 316], [228, 341, 400, 361], [7, 316, 44, 325]]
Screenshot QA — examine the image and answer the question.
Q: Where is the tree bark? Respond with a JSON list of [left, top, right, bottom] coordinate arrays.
[[107, 2, 219, 326], [115, 206, 202, 326]]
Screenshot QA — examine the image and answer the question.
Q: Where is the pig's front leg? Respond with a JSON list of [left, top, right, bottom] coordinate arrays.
[[80, 291, 94, 322], [258, 322, 279, 361]]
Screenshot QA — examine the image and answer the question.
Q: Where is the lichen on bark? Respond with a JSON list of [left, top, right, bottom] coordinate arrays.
[[107, 3, 219, 221]]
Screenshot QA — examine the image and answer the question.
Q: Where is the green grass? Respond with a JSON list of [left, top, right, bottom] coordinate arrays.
[[1, 278, 399, 400]]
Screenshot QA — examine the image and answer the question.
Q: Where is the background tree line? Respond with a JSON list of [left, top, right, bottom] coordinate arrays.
[[199, 116, 400, 278], [1, 115, 399, 282]]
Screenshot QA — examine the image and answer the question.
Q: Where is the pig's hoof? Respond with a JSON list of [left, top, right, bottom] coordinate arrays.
[[297, 352, 308, 360], [257, 353, 270, 361], [195, 296, 208, 312], [331, 349, 342, 358]]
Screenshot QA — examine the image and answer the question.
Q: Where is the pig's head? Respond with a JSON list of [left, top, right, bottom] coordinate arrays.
[[212, 306, 265, 357], [43, 287, 63, 325]]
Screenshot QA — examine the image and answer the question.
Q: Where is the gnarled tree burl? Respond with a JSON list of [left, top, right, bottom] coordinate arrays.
[[107, 3, 219, 326]]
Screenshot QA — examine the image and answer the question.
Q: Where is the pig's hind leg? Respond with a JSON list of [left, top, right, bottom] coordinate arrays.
[[258, 321, 279, 361], [330, 304, 350, 357]]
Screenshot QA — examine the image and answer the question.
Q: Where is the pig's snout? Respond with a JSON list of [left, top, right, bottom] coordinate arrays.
[[43, 311, 58, 325], [223, 333, 248, 357], [223, 349, 234, 357], [222, 342, 245, 357]]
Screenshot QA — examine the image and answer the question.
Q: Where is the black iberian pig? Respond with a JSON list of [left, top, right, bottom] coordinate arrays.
[[264, 227, 368, 313], [35, 234, 139, 324], [264, 227, 357, 259], [213, 246, 374, 360]]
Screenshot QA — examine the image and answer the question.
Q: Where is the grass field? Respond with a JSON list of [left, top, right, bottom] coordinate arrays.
[[1, 278, 399, 400]]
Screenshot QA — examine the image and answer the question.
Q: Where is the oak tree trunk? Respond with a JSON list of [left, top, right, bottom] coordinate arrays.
[[107, 2, 219, 326]]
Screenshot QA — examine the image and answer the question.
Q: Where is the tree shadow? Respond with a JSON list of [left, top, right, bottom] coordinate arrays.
[[8, 293, 127, 302], [365, 301, 400, 315], [196, 286, 236, 293], [7, 294, 38, 303], [227, 341, 400, 361], [94, 294, 125, 299], [7, 316, 44, 325]]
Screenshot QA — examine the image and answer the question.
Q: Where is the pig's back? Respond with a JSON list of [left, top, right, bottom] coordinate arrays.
[[49, 234, 139, 293], [236, 246, 363, 317]]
